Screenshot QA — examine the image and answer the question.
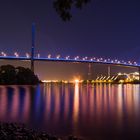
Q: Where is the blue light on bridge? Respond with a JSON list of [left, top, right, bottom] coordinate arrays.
[[0, 52, 139, 67]]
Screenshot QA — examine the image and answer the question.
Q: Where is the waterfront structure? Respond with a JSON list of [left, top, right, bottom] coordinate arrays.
[[94, 72, 140, 83]]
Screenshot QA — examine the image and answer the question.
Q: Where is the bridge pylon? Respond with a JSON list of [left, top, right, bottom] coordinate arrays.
[[108, 65, 111, 77], [88, 63, 92, 80], [31, 23, 35, 72]]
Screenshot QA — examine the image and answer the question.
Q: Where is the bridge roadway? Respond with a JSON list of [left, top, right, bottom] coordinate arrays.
[[0, 56, 139, 68]]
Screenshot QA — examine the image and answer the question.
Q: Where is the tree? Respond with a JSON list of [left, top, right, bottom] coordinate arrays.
[[0, 65, 16, 84], [53, 0, 91, 21], [0, 65, 39, 85], [16, 67, 39, 84]]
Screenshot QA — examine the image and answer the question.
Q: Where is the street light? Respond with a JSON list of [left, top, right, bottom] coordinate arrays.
[[14, 52, 19, 57], [56, 55, 60, 59], [26, 53, 30, 58], [48, 54, 51, 58]]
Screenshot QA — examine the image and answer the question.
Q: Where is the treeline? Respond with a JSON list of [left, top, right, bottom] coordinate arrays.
[[0, 65, 39, 85]]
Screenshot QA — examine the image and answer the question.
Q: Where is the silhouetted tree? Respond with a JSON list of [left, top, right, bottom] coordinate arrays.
[[53, 0, 90, 21], [0, 65, 16, 84], [0, 65, 39, 85], [16, 67, 39, 84]]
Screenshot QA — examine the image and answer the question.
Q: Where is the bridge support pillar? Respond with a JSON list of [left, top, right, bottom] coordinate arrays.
[[31, 23, 35, 72], [108, 65, 111, 77], [88, 63, 92, 80]]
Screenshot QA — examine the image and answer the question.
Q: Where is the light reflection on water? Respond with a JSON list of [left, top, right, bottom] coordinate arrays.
[[0, 84, 140, 139]]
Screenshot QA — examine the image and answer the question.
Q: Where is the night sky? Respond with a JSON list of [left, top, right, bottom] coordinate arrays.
[[0, 0, 140, 61]]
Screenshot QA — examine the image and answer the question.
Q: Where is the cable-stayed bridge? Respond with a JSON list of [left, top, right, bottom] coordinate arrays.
[[0, 24, 139, 80]]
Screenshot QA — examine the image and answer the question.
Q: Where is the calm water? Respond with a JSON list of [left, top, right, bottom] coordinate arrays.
[[0, 83, 140, 140]]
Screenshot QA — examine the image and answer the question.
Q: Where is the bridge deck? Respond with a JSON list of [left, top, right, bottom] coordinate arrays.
[[0, 56, 139, 68]]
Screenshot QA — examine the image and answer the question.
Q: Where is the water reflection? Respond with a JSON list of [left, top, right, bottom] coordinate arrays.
[[0, 84, 140, 139], [73, 82, 79, 123]]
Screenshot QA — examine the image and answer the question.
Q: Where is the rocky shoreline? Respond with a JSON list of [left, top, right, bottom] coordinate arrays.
[[0, 122, 82, 140]]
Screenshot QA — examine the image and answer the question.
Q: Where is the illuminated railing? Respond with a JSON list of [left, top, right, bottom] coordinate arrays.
[[0, 52, 139, 66]]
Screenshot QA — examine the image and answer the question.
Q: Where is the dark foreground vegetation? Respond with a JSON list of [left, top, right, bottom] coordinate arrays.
[[0, 65, 39, 85], [0, 122, 81, 140]]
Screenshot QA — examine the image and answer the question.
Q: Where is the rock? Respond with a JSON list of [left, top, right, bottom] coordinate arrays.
[[0, 123, 82, 140]]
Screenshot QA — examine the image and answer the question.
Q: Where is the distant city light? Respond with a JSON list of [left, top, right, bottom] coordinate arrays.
[[75, 79, 79, 83]]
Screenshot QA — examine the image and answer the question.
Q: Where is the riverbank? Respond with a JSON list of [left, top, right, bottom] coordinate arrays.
[[42, 80, 140, 84], [0, 122, 82, 140]]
